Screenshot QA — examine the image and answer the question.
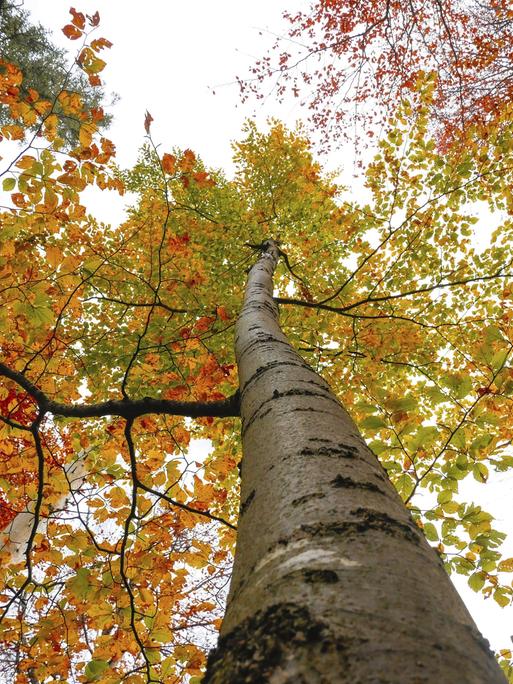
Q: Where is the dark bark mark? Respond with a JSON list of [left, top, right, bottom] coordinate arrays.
[[204, 602, 360, 684], [281, 407, 341, 418], [242, 387, 340, 436], [300, 444, 359, 459], [241, 406, 272, 436], [303, 569, 339, 584], [240, 360, 310, 396], [331, 474, 385, 495], [238, 335, 291, 360], [240, 489, 255, 516], [239, 299, 278, 318], [351, 508, 421, 544], [299, 508, 421, 545], [291, 492, 326, 507], [278, 387, 338, 402]]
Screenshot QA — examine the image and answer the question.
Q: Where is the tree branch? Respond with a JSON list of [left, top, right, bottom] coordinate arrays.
[[275, 270, 512, 314], [0, 363, 240, 419]]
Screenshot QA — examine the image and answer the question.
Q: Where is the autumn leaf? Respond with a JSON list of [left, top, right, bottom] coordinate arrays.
[[161, 152, 176, 174], [1, 12, 513, 682], [62, 23, 82, 40], [144, 109, 154, 134], [69, 7, 86, 29], [179, 148, 196, 171], [87, 11, 100, 27], [90, 37, 113, 52]]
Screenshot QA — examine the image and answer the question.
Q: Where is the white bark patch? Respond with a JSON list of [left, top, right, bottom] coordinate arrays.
[[0, 451, 89, 563], [254, 537, 359, 582], [279, 548, 360, 574]]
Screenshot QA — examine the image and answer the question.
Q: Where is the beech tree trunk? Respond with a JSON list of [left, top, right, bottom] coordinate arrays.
[[204, 240, 506, 683]]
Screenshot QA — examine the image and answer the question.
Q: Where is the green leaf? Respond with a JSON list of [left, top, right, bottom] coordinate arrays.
[[472, 463, 489, 483], [425, 385, 447, 403], [395, 473, 414, 500], [468, 572, 485, 592], [494, 588, 511, 608], [469, 435, 492, 457], [85, 659, 109, 681], [423, 522, 439, 542], [441, 501, 460, 514], [161, 656, 177, 678], [31, 305, 54, 326], [491, 348, 509, 372], [355, 401, 379, 413], [68, 568, 91, 599], [369, 440, 388, 455], [2, 177, 16, 191], [385, 396, 417, 412], [443, 374, 472, 399], [151, 626, 173, 642], [408, 425, 438, 451], [360, 415, 387, 430], [437, 490, 452, 505]]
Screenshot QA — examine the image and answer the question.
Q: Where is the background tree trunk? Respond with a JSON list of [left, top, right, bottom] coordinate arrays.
[[204, 240, 506, 683]]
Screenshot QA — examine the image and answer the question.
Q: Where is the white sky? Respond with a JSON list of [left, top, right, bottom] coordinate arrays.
[[16, 0, 513, 657]]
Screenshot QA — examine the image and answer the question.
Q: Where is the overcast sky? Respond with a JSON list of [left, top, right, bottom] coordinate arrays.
[[19, 0, 513, 656]]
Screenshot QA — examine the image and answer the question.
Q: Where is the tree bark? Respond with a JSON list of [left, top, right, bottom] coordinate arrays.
[[204, 240, 506, 683]]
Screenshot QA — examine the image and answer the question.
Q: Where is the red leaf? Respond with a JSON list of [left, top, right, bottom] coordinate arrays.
[[87, 11, 100, 27], [144, 110, 154, 134]]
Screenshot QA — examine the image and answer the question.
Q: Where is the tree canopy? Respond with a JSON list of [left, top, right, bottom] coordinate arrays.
[[243, 0, 513, 149], [1, 6, 513, 684], [0, 0, 112, 147]]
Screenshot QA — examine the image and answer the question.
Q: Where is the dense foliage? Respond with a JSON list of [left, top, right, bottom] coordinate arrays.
[[1, 6, 513, 683]]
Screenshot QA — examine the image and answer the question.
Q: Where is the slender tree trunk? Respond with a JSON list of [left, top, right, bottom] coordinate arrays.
[[204, 240, 506, 683]]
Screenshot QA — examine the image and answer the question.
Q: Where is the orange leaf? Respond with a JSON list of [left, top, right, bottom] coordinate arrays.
[[11, 192, 27, 208], [194, 316, 215, 333], [216, 305, 230, 321], [179, 149, 196, 172], [193, 171, 215, 188], [69, 7, 86, 29], [162, 153, 176, 175], [15, 155, 36, 170], [62, 24, 82, 40], [90, 37, 113, 51], [162, 152, 176, 175], [0, 124, 24, 140]]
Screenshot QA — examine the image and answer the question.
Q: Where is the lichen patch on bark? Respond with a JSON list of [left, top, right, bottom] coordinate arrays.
[[204, 602, 359, 684]]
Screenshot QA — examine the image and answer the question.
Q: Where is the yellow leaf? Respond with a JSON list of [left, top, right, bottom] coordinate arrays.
[[79, 125, 93, 147], [498, 558, 513, 573], [45, 245, 62, 268]]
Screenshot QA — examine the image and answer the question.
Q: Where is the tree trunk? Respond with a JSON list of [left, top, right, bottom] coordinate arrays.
[[204, 240, 506, 683]]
